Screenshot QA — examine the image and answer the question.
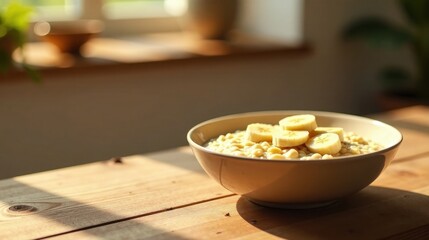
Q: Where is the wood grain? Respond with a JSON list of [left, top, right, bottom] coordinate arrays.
[[3, 32, 311, 82], [0, 106, 428, 240], [371, 105, 429, 160], [50, 154, 429, 240], [0, 148, 232, 239]]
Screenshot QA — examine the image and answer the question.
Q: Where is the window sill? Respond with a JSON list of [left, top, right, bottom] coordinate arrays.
[[5, 32, 312, 80]]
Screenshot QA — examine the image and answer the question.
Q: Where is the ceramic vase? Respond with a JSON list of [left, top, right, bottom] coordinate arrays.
[[182, 0, 239, 40]]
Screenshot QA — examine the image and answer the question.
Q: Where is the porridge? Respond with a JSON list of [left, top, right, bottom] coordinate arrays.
[[206, 114, 382, 160]]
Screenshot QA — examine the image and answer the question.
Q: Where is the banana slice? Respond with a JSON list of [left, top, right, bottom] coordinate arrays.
[[305, 133, 342, 155], [245, 123, 274, 142], [279, 114, 317, 131], [313, 127, 344, 141], [272, 130, 309, 147]]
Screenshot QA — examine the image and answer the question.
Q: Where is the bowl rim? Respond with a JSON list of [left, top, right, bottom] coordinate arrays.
[[187, 110, 403, 163]]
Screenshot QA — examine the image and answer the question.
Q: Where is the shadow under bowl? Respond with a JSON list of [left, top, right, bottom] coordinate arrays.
[[187, 111, 402, 209]]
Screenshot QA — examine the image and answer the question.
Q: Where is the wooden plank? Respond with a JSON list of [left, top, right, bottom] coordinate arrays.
[[48, 152, 429, 239], [0, 147, 232, 240], [48, 184, 429, 240], [4, 33, 312, 82], [0, 106, 426, 240], [371, 105, 429, 160], [389, 128, 429, 160], [373, 152, 429, 191], [372, 105, 429, 125], [382, 224, 429, 240], [234, 185, 429, 240]]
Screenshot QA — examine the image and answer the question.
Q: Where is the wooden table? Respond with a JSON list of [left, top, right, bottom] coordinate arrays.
[[1, 106, 428, 240]]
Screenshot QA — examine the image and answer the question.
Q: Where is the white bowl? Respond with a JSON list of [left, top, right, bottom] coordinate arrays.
[[187, 111, 402, 208]]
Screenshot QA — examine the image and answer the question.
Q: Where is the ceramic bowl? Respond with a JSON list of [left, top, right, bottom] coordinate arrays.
[[34, 20, 104, 55], [187, 111, 402, 209]]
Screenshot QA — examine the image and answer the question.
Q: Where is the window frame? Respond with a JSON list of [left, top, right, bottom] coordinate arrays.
[[28, 0, 181, 37], [25, 0, 304, 46]]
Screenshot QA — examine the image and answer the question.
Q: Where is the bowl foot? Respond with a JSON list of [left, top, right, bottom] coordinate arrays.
[[248, 198, 337, 209]]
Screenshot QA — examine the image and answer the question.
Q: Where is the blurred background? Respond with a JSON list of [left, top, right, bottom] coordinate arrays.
[[0, 0, 421, 178]]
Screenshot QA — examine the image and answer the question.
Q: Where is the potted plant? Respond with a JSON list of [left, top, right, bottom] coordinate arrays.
[[343, 0, 429, 108], [0, 1, 39, 81]]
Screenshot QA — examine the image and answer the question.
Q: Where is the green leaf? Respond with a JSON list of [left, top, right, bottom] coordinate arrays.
[[0, 25, 6, 37], [343, 17, 412, 49], [1, 1, 33, 32], [0, 49, 13, 72], [0, 1, 41, 83], [379, 66, 411, 90], [399, 0, 429, 26], [22, 64, 42, 83]]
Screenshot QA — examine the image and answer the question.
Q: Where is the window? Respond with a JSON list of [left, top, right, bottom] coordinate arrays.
[[16, 0, 79, 21], [2, 0, 180, 36], [238, 0, 304, 45], [104, 0, 169, 19], [10, 0, 173, 20], [2, 0, 303, 44]]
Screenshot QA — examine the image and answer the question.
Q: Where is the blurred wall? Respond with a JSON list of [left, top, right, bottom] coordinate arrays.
[[0, 0, 412, 178]]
